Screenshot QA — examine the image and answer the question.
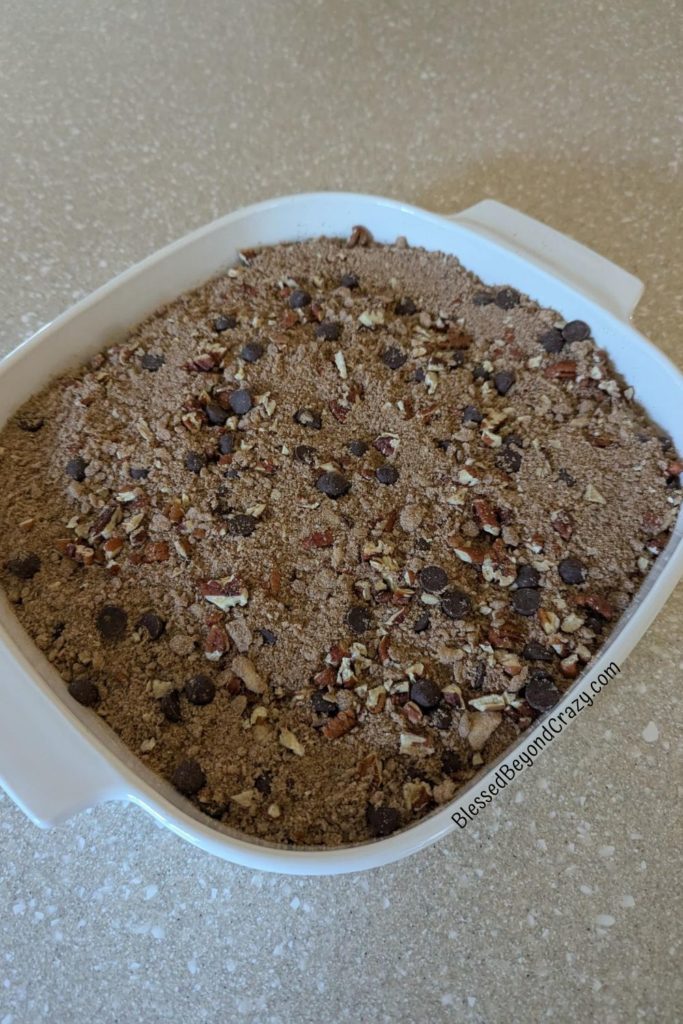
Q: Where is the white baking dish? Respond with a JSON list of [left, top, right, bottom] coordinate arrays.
[[1, 193, 682, 875]]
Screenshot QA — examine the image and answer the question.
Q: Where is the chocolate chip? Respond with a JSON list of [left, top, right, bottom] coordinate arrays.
[[558, 468, 575, 487], [129, 466, 150, 480], [226, 514, 257, 537], [375, 464, 399, 486], [410, 677, 442, 710], [240, 341, 264, 363], [515, 565, 540, 589], [472, 363, 491, 381], [185, 674, 216, 706], [5, 553, 41, 579], [294, 408, 322, 430], [495, 287, 520, 309], [493, 370, 516, 395], [198, 799, 228, 820], [497, 446, 522, 473], [340, 273, 359, 289], [430, 705, 452, 730], [558, 557, 587, 584], [311, 691, 339, 717], [346, 605, 372, 635], [65, 456, 87, 482], [441, 750, 463, 775], [254, 772, 272, 795], [522, 641, 553, 662], [512, 587, 540, 616], [214, 315, 237, 332], [289, 289, 311, 309], [18, 415, 44, 432], [137, 611, 166, 640], [316, 471, 351, 499], [294, 444, 317, 465], [217, 432, 235, 455], [413, 614, 431, 633], [347, 439, 368, 457], [160, 690, 182, 723], [419, 565, 448, 593], [441, 587, 471, 619], [381, 346, 407, 370], [185, 450, 205, 474], [314, 321, 341, 341], [412, 368, 426, 383], [68, 678, 100, 707], [394, 297, 417, 316], [366, 804, 402, 837], [525, 671, 561, 712], [141, 352, 164, 372], [95, 604, 127, 640], [206, 402, 229, 426], [172, 759, 206, 796], [562, 319, 590, 343], [259, 628, 277, 645], [504, 433, 523, 448], [539, 328, 565, 354], [472, 291, 494, 306], [228, 389, 252, 416], [462, 404, 483, 425]]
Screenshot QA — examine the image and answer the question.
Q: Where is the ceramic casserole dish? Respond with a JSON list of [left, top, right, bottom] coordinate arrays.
[[1, 192, 682, 874]]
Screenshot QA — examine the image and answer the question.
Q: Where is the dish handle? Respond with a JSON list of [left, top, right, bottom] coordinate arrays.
[[0, 656, 123, 827], [448, 200, 644, 322]]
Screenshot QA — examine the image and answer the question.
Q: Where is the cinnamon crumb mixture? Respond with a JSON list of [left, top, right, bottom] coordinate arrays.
[[1, 229, 680, 846]]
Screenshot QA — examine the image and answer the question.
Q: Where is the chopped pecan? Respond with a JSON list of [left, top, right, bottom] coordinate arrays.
[[184, 351, 222, 372], [301, 529, 334, 550], [166, 500, 185, 524], [326, 642, 350, 667], [181, 410, 205, 432], [448, 538, 486, 565], [472, 499, 500, 536], [373, 434, 400, 458], [232, 655, 266, 694], [200, 576, 249, 609], [323, 707, 357, 738], [347, 225, 373, 248], [587, 432, 617, 448], [402, 701, 424, 726], [328, 398, 350, 423], [144, 541, 170, 562], [204, 625, 229, 661], [551, 510, 574, 540], [313, 667, 337, 688], [575, 592, 615, 621], [544, 360, 577, 380], [488, 618, 526, 649]]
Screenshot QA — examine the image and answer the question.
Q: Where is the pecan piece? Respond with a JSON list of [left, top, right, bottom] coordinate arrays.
[[204, 625, 229, 661], [575, 593, 615, 621], [323, 708, 357, 739], [544, 360, 577, 380], [200, 576, 249, 609], [472, 499, 500, 536], [347, 225, 373, 248], [301, 529, 334, 550], [551, 510, 574, 540]]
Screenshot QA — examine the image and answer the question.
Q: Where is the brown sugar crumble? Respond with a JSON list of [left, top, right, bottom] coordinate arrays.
[[1, 228, 681, 847]]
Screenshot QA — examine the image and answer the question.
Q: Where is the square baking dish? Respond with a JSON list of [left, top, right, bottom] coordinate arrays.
[[1, 193, 682, 875]]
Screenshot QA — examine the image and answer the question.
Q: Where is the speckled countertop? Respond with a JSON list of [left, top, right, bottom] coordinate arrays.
[[1, 2, 682, 1022]]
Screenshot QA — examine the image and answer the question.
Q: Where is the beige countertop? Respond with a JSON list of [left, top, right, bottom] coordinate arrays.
[[1, 2, 681, 1022]]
